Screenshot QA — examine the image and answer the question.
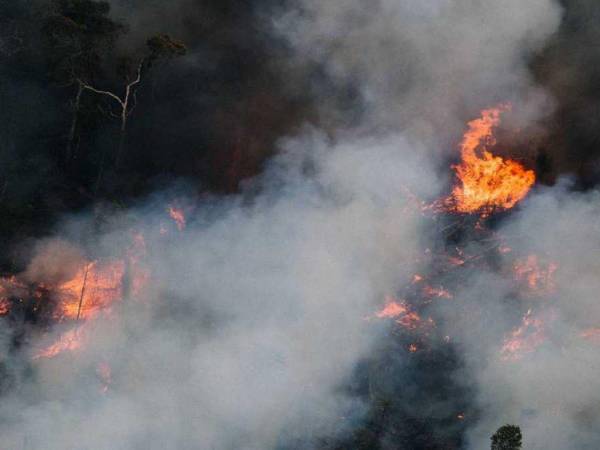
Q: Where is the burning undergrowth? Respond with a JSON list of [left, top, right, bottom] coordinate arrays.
[[5, 0, 600, 448], [3, 104, 597, 450]]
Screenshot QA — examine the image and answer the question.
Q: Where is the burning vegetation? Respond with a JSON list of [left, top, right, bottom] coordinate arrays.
[[445, 105, 535, 216], [5, 0, 600, 448], [0, 104, 589, 449]]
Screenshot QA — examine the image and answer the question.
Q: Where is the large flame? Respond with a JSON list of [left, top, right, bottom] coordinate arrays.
[[448, 105, 535, 215]]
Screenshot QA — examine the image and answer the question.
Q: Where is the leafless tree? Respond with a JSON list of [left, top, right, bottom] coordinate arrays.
[[77, 60, 143, 166]]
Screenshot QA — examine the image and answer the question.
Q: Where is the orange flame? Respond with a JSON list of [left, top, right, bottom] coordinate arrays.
[[448, 105, 535, 215]]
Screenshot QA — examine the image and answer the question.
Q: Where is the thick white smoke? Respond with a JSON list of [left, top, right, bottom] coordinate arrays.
[[459, 184, 600, 450], [278, 0, 561, 145], [4, 0, 587, 448], [0, 132, 440, 449]]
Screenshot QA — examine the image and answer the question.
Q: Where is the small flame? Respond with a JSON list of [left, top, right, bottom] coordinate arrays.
[[375, 296, 422, 329], [412, 274, 424, 284], [0, 298, 9, 315], [500, 309, 546, 361], [33, 326, 86, 359], [513, 255, 557, 296], [375, 299, 409, 319], [168, 206, 186, 231], [422, 285, 453, 299], [447, 105, 535, 215]]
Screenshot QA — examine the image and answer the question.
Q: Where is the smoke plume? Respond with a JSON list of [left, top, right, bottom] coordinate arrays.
[[7, 0, 600, 449]]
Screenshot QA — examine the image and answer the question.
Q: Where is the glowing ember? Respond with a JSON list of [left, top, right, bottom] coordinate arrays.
[[447, 105, 535, 215], [168, 206, 186, 231], [500, 309, 546, 361], [513, 255, 557, 296]]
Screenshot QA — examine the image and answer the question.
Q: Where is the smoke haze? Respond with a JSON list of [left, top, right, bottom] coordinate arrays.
[[5, 0, 600, 449]]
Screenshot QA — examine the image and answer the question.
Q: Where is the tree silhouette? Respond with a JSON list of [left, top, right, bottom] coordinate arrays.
[[78, 33, 186, 167], [491, 424, 522, 450], [43, 0, 125, 160]]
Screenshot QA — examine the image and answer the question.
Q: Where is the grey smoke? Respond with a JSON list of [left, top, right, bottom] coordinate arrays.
[[459, 183, 600, 450], [0, 132, 440, 449], [8, 0, 600, 449]]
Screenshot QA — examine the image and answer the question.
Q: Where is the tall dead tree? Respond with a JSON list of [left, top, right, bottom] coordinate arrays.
[[43, 0, 124, 161], [77, 34, 186, 169]]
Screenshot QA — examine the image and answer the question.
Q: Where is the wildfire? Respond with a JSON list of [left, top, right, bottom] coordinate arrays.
[[0, 298, 9, 315], [447, 105, 535, 215]]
